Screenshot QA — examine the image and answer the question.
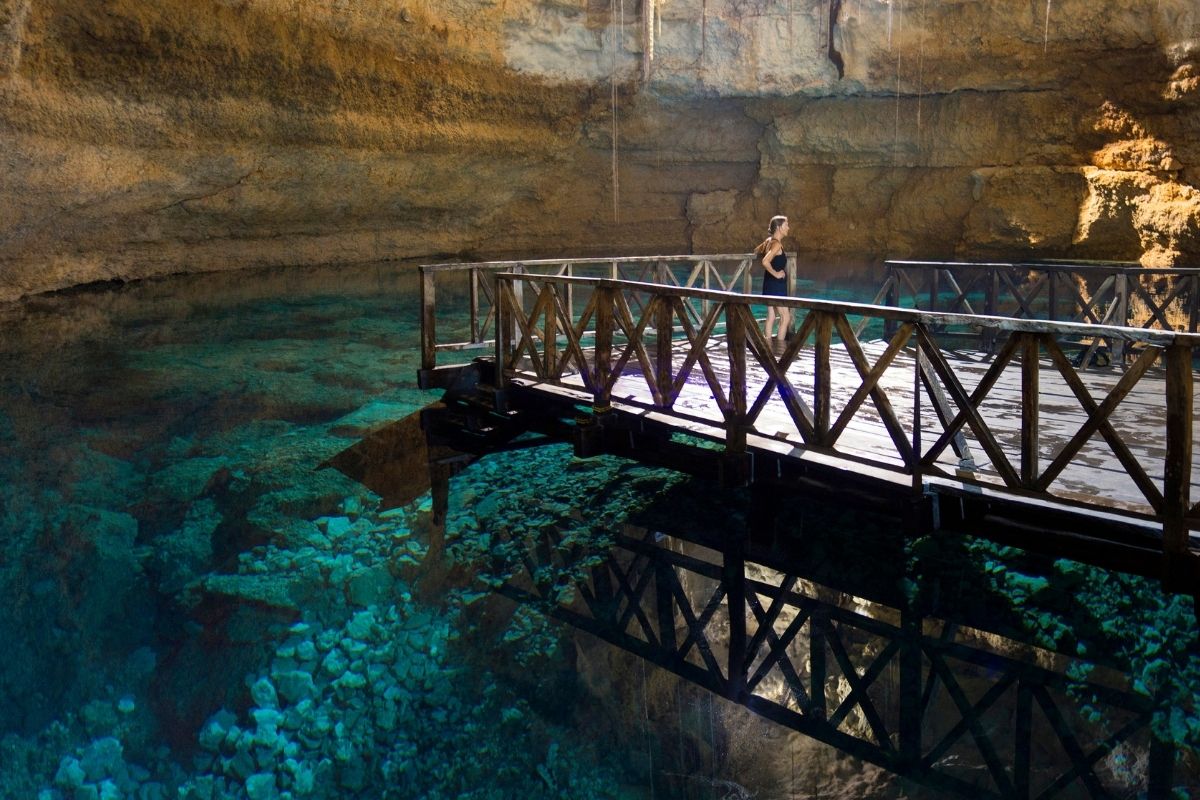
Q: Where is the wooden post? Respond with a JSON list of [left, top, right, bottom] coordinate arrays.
[[930, 268, 940, 313], [1148, 724, 1175, 799], [494, 273, 511, 396], [809, 605, 828, 720], [420, 267, 437, 374], [1163, 341, 1193, 591], [814, 312, 833, 444], [1047, 270, 1058, 322], [724, 529, 747, 701], [724, 303, 750, 486], [542, 284, 557, 381], [656, 560, 676, 653], [1188, 274, 1200, 334], [594, 285, 615, 411], [655, 294, 673, 407], [787, 250, 797, 301], [469, 267, 480, 342], [898, 608, 922, 768], [1113, 271, 1129, 364], [1014, 682, 1033, 799], [913, 345, 923, 491], [512, 263, 525, 318], [984, 267, 999, 353], [1021, 333, 1040, 487], [884, 266, 899, 339]]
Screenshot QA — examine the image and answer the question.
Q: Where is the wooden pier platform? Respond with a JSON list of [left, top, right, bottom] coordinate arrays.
[[416, 256, 1200, 596]]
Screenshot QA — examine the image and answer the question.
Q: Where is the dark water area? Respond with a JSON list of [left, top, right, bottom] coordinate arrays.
[[0, 260, 1196, 799]]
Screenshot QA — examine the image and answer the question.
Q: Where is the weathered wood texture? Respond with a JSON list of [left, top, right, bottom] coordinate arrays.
[[488, 273, 1200, 543]]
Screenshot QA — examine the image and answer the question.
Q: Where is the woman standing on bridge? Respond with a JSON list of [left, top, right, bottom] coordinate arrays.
[[756, 215, 791, 341]]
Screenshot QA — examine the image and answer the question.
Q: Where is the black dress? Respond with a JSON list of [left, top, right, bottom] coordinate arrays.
[[762, 251, 788, 297]]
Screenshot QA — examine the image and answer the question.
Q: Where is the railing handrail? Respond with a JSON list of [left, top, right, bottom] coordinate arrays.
[[420, 253, 774, 274], [495, 272, 1200, 347], [886, 258, 1200, 276], [488, 271, 1196, 551]]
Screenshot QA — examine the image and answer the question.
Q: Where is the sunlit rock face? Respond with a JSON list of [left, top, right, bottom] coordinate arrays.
[[0, 0, 1197, 300]]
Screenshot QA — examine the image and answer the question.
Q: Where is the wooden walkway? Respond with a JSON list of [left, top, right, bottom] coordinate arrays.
[[417, 255, 1200, 593]]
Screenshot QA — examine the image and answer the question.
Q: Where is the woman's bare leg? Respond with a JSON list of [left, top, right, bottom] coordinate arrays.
[[779, 307, 791, 340], [765, 306, 778, 338]]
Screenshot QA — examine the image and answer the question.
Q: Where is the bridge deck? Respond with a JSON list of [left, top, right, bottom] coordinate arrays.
[[418, 256, 1200, 588], [528, 337, 1193, 519]]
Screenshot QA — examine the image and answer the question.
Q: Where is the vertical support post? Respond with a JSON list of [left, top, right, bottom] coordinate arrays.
[[512, 264, 525, 318], [655, 294, 673, 407], [1148, 724, 1175, 799], [885, 266, 898, 340], [787, 250, 796, 300], [1021, 333, 1040, 487], [724, 528, 747, 701], [1113, 271, 1129, 364], [1014, 681, 1033, 799], [1163, 341, 1193, 591], [984, 268, 999, 353], [1188, 274, 1200, 334], [420, 267, 437, 372], [809, 605, 828, 720], [494, 273, 511, 397], [703, 260, 712, 321], [594, 285, 615, 412], [898, 608, 922, 768], [1047, 269, 1058, 322], [469, 267, 480, 342], [565, 263, 575, 327], [814, 312, 833, 444], [542, 284, 557, 381], [655, 559, 676, 653], [930, 268, 940, 313], [724, 303, 750, 486], [913, 343, 924, 492]]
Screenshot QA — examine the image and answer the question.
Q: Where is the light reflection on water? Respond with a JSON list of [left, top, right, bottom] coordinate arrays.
[[0, 259, 1194, 799]]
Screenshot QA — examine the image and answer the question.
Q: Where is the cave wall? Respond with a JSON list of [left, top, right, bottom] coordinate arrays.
[[0, 0, 1197, 300]]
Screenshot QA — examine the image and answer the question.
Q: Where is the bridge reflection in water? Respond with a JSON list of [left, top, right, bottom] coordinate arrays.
[[328, 406, 1186, 798], [488, 517, 1174, 800]]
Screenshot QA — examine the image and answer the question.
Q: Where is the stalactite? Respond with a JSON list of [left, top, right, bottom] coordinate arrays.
[[642, 0, 655, 83], [916, 0, 926, 151], [700, 0, 708, 70], [1043, 0, 1052, 53], [611, 0, 621, 224]]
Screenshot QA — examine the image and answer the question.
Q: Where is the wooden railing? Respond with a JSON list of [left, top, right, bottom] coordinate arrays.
[[418, 254, 795, 379], [879, 260, 1200, 365], [494, 524, 1177, 798], [490, 272, 1198, 552]]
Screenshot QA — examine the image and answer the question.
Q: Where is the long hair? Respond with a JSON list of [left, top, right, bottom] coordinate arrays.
[[754, 215, 788, 257]]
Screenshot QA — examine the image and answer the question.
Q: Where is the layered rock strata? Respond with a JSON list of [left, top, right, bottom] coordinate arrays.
[[0, 0, 1197, 300]]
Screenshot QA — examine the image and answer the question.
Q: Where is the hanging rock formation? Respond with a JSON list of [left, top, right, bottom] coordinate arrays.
[[0, 0, 1197, 300]]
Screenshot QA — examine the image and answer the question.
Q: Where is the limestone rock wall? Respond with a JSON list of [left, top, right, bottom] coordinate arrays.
[[0, 0, 1198, 300]]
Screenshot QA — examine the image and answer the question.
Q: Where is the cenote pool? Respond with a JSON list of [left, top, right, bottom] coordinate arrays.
[[0, 261, 1197, 799]]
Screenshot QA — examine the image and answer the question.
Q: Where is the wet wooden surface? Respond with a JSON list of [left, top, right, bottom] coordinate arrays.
[[515, 335, 1200, 520]]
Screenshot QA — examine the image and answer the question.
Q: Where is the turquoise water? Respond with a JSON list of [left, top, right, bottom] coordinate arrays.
[[0, 261, 1196, 799]]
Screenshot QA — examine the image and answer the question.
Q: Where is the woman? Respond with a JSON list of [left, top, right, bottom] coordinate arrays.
[[755, 215, 791, 340]]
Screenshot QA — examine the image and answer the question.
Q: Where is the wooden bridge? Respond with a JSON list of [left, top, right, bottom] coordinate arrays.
[[417, 254, 1200, 599]]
